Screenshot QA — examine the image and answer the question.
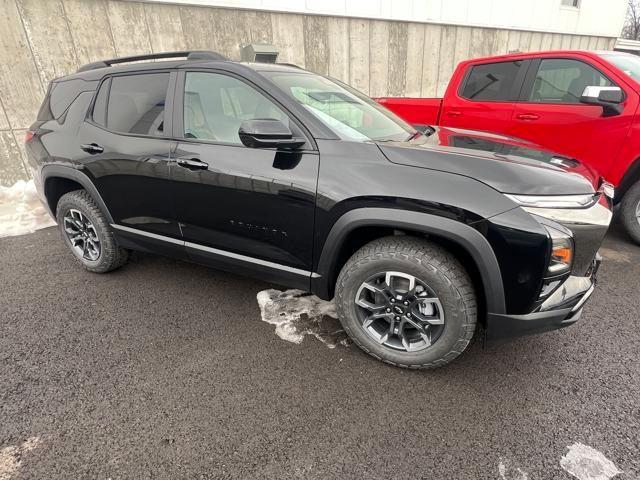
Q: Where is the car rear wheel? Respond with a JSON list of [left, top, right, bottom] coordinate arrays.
[[620, 181, 640, 245], [335, 236, 477, 369], [56, 190, 128, 273]]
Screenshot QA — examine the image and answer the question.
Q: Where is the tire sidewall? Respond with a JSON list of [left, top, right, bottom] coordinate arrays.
[[621, 181, 640, 245], [337, 255, 473, 367], [56, 194, 110, 270]]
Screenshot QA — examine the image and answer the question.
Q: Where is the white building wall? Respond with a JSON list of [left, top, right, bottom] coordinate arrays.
[[144, 0, 627, 38]]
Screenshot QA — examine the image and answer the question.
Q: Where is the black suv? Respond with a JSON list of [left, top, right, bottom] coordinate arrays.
[[26, 51, 612, 369]]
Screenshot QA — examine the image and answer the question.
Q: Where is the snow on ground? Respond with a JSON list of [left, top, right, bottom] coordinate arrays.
[[497, 443, 622, 480], [560, 443, 622, 480], [0, 180, 55, 238], [498, 459, 529, 479], [0, 437, 40, 480], [256, 289, 350, 348]]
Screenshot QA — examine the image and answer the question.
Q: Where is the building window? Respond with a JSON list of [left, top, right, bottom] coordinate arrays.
[[561, 0, 579, 7]]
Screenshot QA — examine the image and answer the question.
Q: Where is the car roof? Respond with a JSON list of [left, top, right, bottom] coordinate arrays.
[[460, 49, 615, 65], [57, 51, 308, 83]]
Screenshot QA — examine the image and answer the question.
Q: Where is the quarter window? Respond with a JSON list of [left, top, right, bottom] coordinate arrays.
[[183, 72, 289, 144], [529, 59, 613, 104], [461, 61, 524, 102], [101, 73, 169, 136]]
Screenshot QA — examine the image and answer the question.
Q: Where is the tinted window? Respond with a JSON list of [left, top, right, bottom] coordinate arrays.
[[184, 72, 289, 144], [529, 59, 613, 103], [106, 73, 169, 136], [38, 79, 97, 121], [461, 61, 523, 101], [92, 78, 110, 127]]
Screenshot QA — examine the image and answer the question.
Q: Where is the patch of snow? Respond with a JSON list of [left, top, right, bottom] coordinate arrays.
[[498, 459, 529, 480], [0, 437, 40, 480], [0, 180, 55, 238], [560, 443, 621, 480], [256, 289, 350, 348]]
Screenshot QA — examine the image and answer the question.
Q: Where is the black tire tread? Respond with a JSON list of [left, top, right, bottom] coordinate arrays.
[[56, 190, 128, 273], [335, 236, 477, 369], [620, 181, 640, 245]]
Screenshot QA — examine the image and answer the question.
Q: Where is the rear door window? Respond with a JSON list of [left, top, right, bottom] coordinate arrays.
[[460, 61, 525, 102], [101, 73, 170, 136]]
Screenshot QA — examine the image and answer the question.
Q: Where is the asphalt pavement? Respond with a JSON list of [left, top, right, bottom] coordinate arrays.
[[1, 220, 639, 479]]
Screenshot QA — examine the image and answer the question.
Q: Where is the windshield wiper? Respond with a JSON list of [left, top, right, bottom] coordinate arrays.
[[406, 130, 422, 141]]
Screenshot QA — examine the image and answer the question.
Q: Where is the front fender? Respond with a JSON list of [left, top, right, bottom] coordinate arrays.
[[312, 207, 506, 315]]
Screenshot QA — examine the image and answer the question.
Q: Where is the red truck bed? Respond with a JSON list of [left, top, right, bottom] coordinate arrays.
[[375, 97, 442, 126]]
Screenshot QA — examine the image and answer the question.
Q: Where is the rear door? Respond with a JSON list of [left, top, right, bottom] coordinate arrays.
[[78, 70, 184, 256], [439, 59, 529, 134], [170, 70, 319, 289], [509, 57, 636, 178]]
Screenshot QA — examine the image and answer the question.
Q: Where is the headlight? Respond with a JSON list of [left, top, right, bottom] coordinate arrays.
[[505, 193, 597, 209], [545, 225, 574, 275]]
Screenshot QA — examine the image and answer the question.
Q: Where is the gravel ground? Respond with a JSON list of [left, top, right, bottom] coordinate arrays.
[[1, 221, 638, 479]]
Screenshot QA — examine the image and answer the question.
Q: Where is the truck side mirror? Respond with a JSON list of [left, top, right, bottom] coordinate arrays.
[[238, 119, 305, 149], [580, 86, 623, 117]]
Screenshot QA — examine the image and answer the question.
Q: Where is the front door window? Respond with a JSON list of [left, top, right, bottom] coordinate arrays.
[[183, 72, 289, 144]]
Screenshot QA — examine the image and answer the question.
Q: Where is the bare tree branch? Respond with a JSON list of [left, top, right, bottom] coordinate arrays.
[[622, 0, 640, 40]]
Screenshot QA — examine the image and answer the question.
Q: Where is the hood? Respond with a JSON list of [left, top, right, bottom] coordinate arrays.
[[378, 127, 599, 195]]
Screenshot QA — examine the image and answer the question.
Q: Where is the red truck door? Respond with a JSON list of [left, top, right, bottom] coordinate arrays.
[[440, 59, 530, 133], [508, 57, 637, 180]]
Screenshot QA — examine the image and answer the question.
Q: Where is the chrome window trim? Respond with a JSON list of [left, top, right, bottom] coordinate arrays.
[[111, 223, 320, 278]]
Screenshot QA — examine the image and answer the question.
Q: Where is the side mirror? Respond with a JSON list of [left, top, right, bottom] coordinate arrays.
[[238, 119, 305, 149], [580, 86, 624, 117]]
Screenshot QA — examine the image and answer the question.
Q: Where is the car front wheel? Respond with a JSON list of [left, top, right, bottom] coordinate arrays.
[[620, 181, 640, 245], [335, 236, 477, 369]]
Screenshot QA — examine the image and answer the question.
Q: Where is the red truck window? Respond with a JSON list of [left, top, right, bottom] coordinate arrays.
[[460, 61, 525, 102], [526, 59, 614, 104]]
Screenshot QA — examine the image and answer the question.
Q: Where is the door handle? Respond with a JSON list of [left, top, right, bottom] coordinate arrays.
[[80, 143, 104, 154], [446, 110, 462, 117], [516, 113, 540, 121], [176, 157, 208, 170]]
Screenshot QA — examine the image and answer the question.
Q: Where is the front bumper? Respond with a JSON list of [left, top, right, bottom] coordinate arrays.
[[486, 255, 601, 340]]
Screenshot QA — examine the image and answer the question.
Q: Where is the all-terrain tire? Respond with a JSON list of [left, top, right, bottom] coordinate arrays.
[[620, 181, 640, 245], [56, 190, 129, 273], [335, 236, 477, 369]]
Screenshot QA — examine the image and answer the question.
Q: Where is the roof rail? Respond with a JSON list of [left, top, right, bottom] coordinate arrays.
[[77, 51, 227, 73]]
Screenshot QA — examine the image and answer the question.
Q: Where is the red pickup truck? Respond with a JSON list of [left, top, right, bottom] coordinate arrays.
[[377, 50, 640, 244]]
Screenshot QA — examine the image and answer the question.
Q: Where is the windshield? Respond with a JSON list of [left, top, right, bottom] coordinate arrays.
[[264, 71, 415, 142], [600, 53, 640, 81]]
